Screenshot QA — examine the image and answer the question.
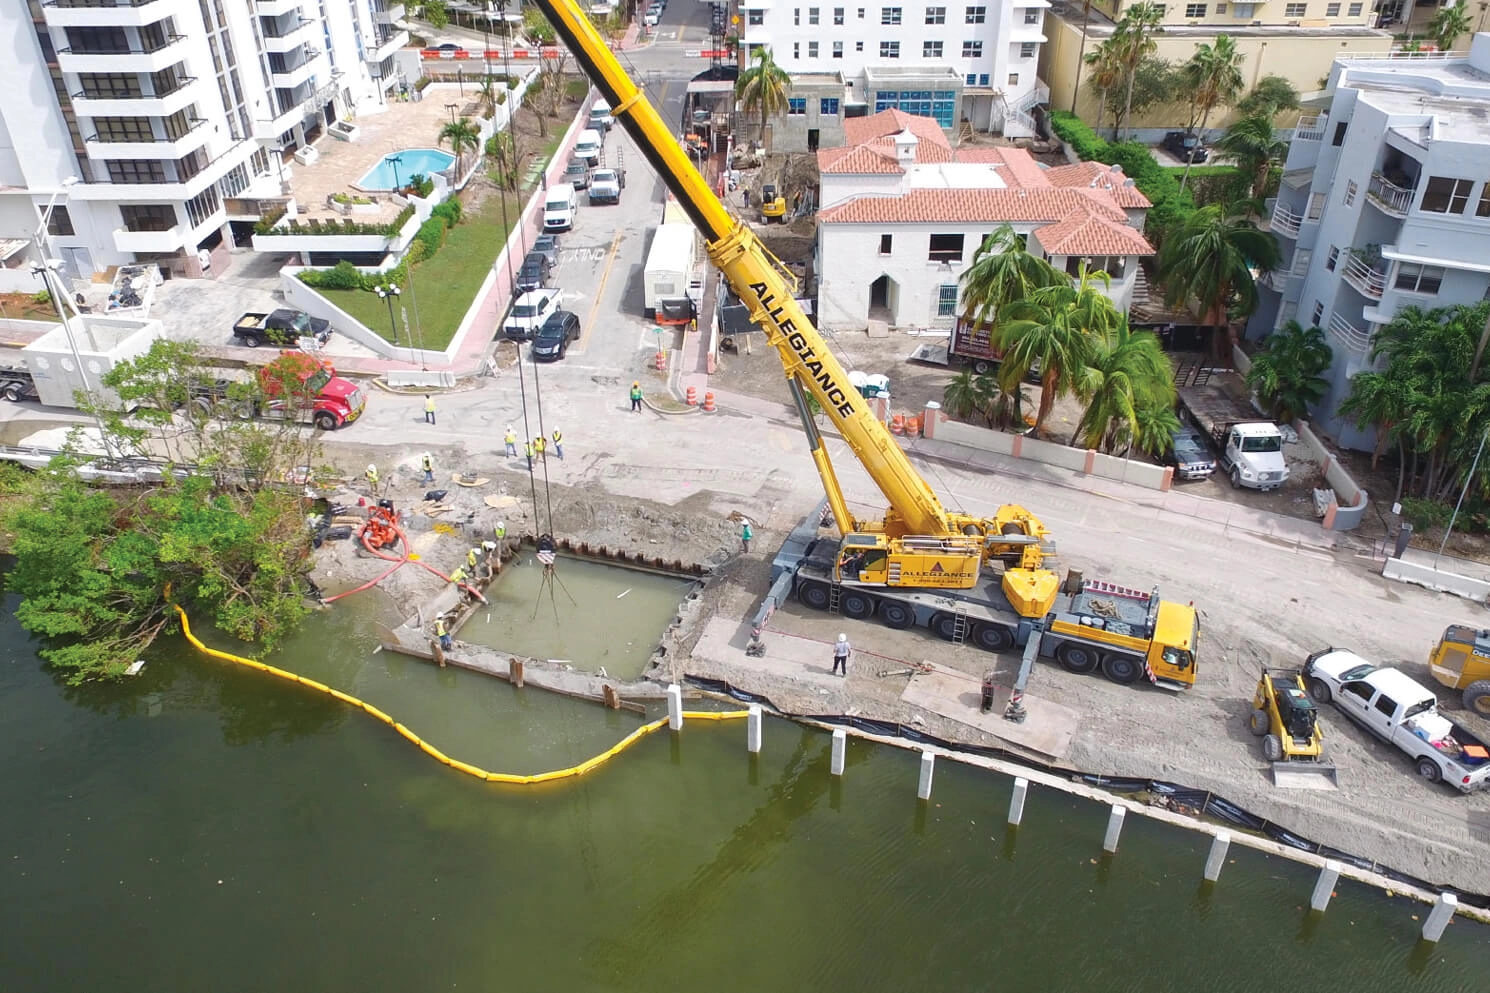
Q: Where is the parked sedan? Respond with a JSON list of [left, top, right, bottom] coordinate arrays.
[[1167, 424, 1217, 481], [530, 310, 581, 361], [516, 252, 550, 293]]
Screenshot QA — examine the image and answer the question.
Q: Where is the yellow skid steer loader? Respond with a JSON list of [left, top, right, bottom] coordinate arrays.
[[1249, 668, 1338, 790]]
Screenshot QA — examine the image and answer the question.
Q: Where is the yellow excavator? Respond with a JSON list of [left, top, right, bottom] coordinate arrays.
[[533, 0, 1200, 697], [759, 183, 788, 224], [1428, 624, 1490, 715]]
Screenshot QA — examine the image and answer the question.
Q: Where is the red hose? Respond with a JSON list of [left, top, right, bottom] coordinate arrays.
[[323, 516, 488, 604]]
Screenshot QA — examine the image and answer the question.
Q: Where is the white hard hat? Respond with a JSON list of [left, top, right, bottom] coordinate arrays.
[[424, 451, 431, 458], [367, 463, 376, 472], [837, 633, 847, 642], [507, 424, 513, 431], [496, 520, 504, 527]]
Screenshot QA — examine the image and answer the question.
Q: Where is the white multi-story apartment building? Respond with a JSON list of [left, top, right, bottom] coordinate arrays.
[[0, 0, 408, 287], [816, 109, 1151, 329], [741, 1, 1049, 148], [1250, 37, 1490, 450]]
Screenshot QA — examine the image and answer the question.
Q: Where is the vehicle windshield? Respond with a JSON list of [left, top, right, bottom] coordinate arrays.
[[1340, 663, 1377, 681], [514, 302, 540, 317], [1240, 435, 1281, 454], [1161, 647, 1193, 670], [305, 369, 331, 393], [289, 313, 312, 332]]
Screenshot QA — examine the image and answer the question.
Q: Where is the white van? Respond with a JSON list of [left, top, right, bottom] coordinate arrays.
[[588, 102, 614, 132], [574, 128, 603, 166], [542, 182, 577, 232]]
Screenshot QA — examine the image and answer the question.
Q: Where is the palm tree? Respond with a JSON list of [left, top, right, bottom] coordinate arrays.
[[1245, 320, 1333, 422], [1132, 402, 1182, 458], [1084, 39, 1125, 138], [1337, 367, 1414, 491], [438, 117, 482, 176], [958, 225, 1066, 332], [1158, 201, 1281, 362], [942, 369, 992, 422], [1072, 319, 1176, 452], [1429, 3, 1472, 52], [1178, 34, 1245, 193], [735, 47, 791, 148], [1213, 114, 1287, 205], [994, 270, 1119, 434], [1070, 0, 1095, 115], [1112, 2, 1164, 141]]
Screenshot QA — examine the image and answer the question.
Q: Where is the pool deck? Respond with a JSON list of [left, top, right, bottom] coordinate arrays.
[[286, 84, 480, 226]]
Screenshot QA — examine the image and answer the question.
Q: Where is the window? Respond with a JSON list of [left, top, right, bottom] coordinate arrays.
[[1395, 262, 1444, 294], [747, 9, 763, 24], [795, 7, 801, 24], [120, 204, 177, 232], [937, 284, 959, 317], [1311, 300, 1324, 325], [1325, 246, 1339, 271], [979, 73, 990, 85], [882, 6, 902, 23], [1024, 9, 1039, 22], [47, 206, 75, 237], [874, 89, 957, 126], [787, 98, 807, 115], [966, 5, 986, 22], [962, 40, 983, 57], [1284, 1, 1306, 14], [107, 159, 167, 184], [858, 6, 865, 16], [184, 186, 221, 228], [834, 6, 844, 23], [1348, 1, 1363, 13], [1332, 121, 1347, 146], [94, 117, 155, 143], [1326, 1, 1340, 13], [1344, 180, 1357, 206], [1066, 256, 1127, 279], [793, 41, 800, 59], [79, 73, 142, 99], [1008, 72, 1020, 85], [1423, 177, 1473, 214], [808, 41, 819, 57], [924, 41, 944, 58], [1185, 3, 1206, 15], [856, 40, 864, 50], [1019, 42, 1037, 58], [1232, 1, 1254, 15], [821, 97, 840, 115], [966, 73, 977, 85], [833, 41, 844, 57], [926, 5, 946, 22], [1216, 2, 1227, 11], [65, 26, 130, 54], [929, 233, 965, 262], [1343, 681, 1373, 704], [1373, 695, 1399, 719], [879, 234, 893, 255], [1306, 191, 1326, 220], [881, 40, 900, 57], [810, 6, 821, 23], [1476, 183, 1490, 217]]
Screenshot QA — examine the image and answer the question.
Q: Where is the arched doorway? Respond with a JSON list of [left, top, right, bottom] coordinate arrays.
[[868, 274, 898, 325]]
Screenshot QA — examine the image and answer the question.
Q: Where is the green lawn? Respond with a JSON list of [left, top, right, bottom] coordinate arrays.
[[319, 201, 515, 352]]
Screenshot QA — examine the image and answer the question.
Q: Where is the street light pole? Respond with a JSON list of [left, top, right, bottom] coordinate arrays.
[[375, 283, 401, 345], [1435, 424, 1490, 570]]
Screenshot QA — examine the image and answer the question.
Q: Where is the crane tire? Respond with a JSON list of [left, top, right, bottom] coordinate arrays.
[[1307, 677, 1332, 704], [1055, 642, 1099, 674], [1463, 680, 1490, 716], [1249, 708, 1270, 736], [798, 580, 830, 611], [841, 592, 875, 619], [1263, 734, 1284, 763], [1101, 654, 1142, 684], [879, 602, 914, 629], [930, 612, 959, 641], [1416, 756, 1443, 783], [972, 623, 1014, 652]]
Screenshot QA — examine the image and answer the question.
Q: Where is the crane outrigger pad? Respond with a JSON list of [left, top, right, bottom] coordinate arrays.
[[899, 669, 1078, 761]]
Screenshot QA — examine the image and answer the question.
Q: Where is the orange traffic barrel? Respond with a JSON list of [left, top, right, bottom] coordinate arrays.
[[890, 413, 905, 434], [686, 385, 698, 405], [907, 414, 922, 436], [703, 391, 716, 412]]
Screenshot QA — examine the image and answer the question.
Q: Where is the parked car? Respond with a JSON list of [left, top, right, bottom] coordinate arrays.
[[1167, 424, 1216, 481], [574, 128, 604, 167], [504, 288, 560, 341], [562, 156, 591, 190], [530, 310, 581, 361], [531, 233, 560, 268], [233, 308, 331, 349], [588, 102, 615, 132], [644, 8, 661, 27], [516, 252, 551, 293], [589, 168, 624, 205], [1161, 130, 1208, 163], [542, 183, 577, 233]]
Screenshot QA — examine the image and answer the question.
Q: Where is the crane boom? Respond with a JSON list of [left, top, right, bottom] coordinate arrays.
[[532, 0, 952, 539]]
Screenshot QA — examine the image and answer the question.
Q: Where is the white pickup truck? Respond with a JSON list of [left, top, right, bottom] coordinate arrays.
[[1304, 648, 1490, 793]]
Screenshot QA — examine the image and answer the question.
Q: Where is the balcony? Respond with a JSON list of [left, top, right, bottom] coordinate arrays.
[[269, 51, 322, 88], [1341, 253, 1388, 299], [374, 2, 407, 22], [84, 120, 209, 161], [70, 76, 200, 118], [367, 28, 410, 63], [57, 36, 186, 74], [1367, 172, 1415, 218], [254, 0, 305, 14], [1294, 114, 1326, 142], [1270, 202, 1304, 238], [262, 20, 318, 53], [41, 0, 188, 28], [1328, 312, 1374, 356], [113, 225, 184, 253]]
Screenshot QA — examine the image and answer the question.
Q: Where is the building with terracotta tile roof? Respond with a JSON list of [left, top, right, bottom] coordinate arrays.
[[814, 110, 1153, 330]]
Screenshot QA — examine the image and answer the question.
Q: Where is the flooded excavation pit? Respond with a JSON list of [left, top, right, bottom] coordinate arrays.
[[454, 554, 694, 680]]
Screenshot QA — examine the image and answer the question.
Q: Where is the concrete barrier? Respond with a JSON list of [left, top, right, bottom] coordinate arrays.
[[1296, 420, 1370, 531], [1382, 555, 1490, 603]]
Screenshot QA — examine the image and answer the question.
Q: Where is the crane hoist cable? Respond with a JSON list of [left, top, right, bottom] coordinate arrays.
[[513, 349, 543, 535], [530, 358, 557, 538]]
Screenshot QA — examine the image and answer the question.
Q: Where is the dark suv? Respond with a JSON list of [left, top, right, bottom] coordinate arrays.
[[1161, 131, 1208, 163], [1167, 424, 1216, 481], [531, 310, 580, 361], [516, 252, 550, 293]]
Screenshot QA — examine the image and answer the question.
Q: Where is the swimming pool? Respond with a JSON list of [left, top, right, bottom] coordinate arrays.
[[357, 148, 456, 191]]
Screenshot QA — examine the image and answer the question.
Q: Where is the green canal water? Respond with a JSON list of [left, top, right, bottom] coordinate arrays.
[[3, 580, 1488, 991]]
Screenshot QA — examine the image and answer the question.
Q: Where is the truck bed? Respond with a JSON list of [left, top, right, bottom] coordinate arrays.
[[1178, 384, 1265, 434]]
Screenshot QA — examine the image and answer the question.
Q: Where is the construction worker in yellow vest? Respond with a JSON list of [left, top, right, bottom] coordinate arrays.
[[435, 615, 453, 651], [424, 394, 436, 425], [523, 439, 534, 471], [450, 566, 467, 588], [551, 428, 564, 460], [494, 520, 506, 541], [504, 425, 518, 457], [467, 547, 479, 571], [421, 452, 434, 483], [364, 463, 380, 494], [534, 435, 546, 461]]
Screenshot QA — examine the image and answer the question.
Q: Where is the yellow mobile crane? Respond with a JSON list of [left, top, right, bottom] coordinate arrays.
[[534, 0, 1200, 693]]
